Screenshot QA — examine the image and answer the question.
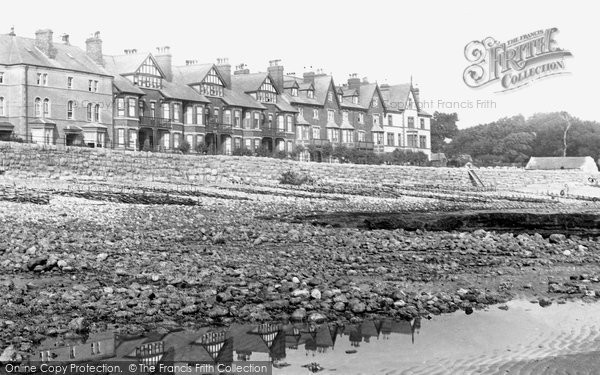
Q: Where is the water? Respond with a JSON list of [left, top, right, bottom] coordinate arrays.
[[12, 300, 600, 374]]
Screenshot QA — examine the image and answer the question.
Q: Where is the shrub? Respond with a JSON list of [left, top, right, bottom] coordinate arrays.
[[195, 142, 210, 154], [178, 140, 191, 154], [255, 146, 272, 157], [142, 139, 152, 152], [279, 170, 315, 186], [232, 147, 253, 156], [272, 150, 288, 159]]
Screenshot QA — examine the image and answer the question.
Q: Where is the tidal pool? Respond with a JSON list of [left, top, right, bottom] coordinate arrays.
[[15, 300, 600, 375]]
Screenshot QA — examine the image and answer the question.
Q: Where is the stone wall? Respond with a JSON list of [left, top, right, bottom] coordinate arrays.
[[0, 141, 596, 188]]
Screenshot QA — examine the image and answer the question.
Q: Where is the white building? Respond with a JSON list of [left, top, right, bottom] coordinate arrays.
[[381, 83, 431, 159]]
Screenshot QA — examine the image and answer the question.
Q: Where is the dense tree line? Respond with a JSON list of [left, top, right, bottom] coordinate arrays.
[[431, 111, 600, 166]]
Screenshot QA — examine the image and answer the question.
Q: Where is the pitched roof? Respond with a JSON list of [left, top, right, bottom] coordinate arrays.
[[340, 99, 367, 110], [525, 157, 598, 172], [358, 83, 378, 108], [160, 80, 209, 103], [276, 94, 298, 113], [103, 52, 161, 76], [222, 88, 265, 109], [313, 75, 335, 105], [0, 34, 111, 76], [231, 72, 270, 93], [112, 74, 144, 95], [283, 79, 298, 89], [381, 83, 412, 112], [172, 63, 215, 85]]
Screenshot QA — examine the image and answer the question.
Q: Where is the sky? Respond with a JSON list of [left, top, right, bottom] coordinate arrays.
[[5, 0, 598, 128]]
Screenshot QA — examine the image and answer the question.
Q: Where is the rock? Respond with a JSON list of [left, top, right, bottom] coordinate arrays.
[[349, 300, 366, 314], [68, 317, 89, 333], [549, 234, 566, 243], [539, 298, 552, 307], [465, 306, 474, 315], [563, 250, 572, 256], [216, 292, 232, 302], [333, 302, 345, 311], [291, 308, 307, 321], [57, 260, 68, 268], [498, 305, 509, 311], [291, 277, 300, 284], [96, 253, 109, 262], [291, 289, 310, 298], [308, 312, 327, 324], [310, 289, 321, 300], [394, 300, 406, 308], [0, 345, 17, 363], [27, 256, 48, 271], [208, 306, 229, 318], [181, 305, 199, 314]]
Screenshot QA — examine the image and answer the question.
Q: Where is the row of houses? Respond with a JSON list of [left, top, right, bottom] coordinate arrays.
[[31, 319, 420, 370], [0, 28, 432, 160]]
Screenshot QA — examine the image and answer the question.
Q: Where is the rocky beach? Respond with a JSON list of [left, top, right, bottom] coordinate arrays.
[[2, 171, 600, 365]]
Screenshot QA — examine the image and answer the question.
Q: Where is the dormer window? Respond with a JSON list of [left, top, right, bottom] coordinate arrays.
[[327, 92, 333, 102], [130, 56, 162, 89], [307, 90, 314, 99], [257, 79, 277, 103], [200, 68, 224, 97], [291, 88, 298, 97], [338, 94, 342, 103], [352, 96, 358, 104], [407, 98, 413, 109], [372, 97, 378, 108]]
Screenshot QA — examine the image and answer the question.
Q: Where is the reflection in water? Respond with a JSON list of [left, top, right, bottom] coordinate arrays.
[[16, 318, 421, 374]]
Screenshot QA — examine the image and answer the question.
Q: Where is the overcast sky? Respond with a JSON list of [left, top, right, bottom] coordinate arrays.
[[6, 0, 597, 128]]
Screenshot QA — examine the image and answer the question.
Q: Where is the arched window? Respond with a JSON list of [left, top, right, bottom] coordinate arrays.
[[34, 98, 42, 117], [94, 104, 100, 122], [0, 97, 4, 116], [43, 98, 50, 117], [67, 101, 74, 120], [87, 103, 93, 121]]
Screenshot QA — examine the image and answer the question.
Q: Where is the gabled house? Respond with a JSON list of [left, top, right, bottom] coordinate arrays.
[[173, 60, 266, 154], [231, 67, 296, 153], [381, 82, 431, 158], [103, 47, 210, 151]]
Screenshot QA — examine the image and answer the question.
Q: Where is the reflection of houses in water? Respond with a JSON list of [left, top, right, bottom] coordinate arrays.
[[283, 323, 338, 356], [161, 329, 234, 374], [230, 323, 286, 363], [342, 320, 380, 347], [380, 318, 421, 343], [113, 332, 167, 368], [34, 332, 116, 363]]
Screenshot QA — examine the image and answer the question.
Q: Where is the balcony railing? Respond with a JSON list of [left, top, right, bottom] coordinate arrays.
[[139, 116, 172, 129], [356, 141, 375, 150], [261, 127, 288, 138], [206, 119, 233, 134], [310, 139, 331, 147]]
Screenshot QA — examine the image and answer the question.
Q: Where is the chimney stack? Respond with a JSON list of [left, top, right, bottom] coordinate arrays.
[[362, 77, 369, 84], [61, 34, 70, 45], [303, 71, 315, 84], [348, 73, 361, 90], [216, 57, 231, 87], [9, 26, 15, 37], [85, 31, 103, 66], [413, 85, 420, 104], [35, 29, 57, 59], [267, 59, 284, 92], [234, 63, 249, 75], [155, 46, 172, 82]]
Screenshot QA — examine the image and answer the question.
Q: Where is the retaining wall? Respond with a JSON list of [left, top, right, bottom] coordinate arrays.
[[0, 141, 595, 189]]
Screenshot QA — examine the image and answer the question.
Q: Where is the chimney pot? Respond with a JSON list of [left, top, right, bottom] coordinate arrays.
[[61, 34, 70, 44]]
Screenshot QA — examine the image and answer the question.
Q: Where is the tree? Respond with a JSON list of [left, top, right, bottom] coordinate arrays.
[[430, 112, 459, 153]]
